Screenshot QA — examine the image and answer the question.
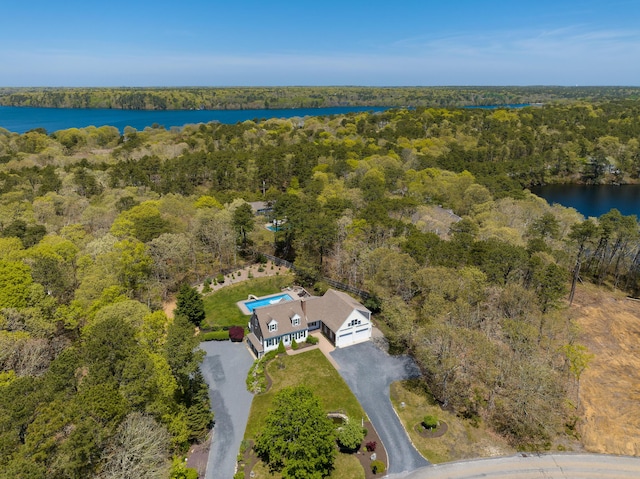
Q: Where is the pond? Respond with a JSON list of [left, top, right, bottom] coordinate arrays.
[[531, 184, 640, 218]]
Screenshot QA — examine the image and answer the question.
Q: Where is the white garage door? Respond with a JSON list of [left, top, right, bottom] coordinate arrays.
[[337, 327, 370, 347], [337, 331, 353, 347], [354, 327, 370, 343]]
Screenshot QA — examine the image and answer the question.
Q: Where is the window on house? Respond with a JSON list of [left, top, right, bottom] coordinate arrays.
[[268, 322, 277, 332], [348, 319, 362, 327]]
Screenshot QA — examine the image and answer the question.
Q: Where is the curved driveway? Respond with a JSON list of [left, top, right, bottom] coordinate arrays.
[[199, 341, 254, 479], [390, 453, 640, 478], [331, 341, 429, 475]]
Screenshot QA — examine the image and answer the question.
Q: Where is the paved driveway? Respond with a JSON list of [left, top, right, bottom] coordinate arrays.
[[199, 341, 255, 479], [331, 341, 430, 475]]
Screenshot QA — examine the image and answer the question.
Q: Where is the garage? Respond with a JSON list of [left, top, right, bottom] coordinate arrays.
[[336, 326, 371, 347]]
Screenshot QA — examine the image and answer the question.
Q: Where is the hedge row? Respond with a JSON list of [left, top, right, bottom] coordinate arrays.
[[202, 325, 245, 332], [201, 330, 230, 341]]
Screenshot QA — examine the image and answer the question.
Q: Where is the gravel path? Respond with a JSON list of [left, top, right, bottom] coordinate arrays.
[[331, 341, 430, 475], [199, 341, 255, 479]]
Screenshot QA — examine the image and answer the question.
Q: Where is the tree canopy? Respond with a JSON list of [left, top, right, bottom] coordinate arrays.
[[255, 386, 336, 478]]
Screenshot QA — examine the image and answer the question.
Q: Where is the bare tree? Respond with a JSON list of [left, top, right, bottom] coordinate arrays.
[[99, 412, 170, 479]]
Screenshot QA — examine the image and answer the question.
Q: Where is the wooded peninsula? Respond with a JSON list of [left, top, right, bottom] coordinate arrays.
[[1, 85, 640, 110], [0, 88, 639, 478]]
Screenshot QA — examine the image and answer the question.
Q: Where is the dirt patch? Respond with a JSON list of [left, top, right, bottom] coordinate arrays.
[[163, 299, 176, 318], [571, 284, 640, 456], [186, 433, 211, 478]]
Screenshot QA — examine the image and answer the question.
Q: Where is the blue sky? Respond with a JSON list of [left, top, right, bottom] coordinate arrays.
[[1, 0, 639, 86]]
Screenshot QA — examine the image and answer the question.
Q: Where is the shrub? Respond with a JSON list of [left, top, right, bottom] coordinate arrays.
[[201, 282, 211, 294], [258, 266, 265, 273], [371, 460, 386, 474], [201, 330, 229, 341], [291, 338, 299, 350], [337, 418, 365, 452], [365, 441, 377, 452], [248, 271, 254, 279], [422, 415, 438, 429], [277, 340, 285, 354], [306, 335, 319, 345], [229, 326, 245, 342], [216, 273, 225, 284]]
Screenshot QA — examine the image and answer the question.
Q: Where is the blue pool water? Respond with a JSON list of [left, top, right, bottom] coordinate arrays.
[[243, 293, 293, 313]]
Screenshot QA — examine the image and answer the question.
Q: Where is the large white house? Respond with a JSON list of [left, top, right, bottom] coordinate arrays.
[[246, 289, 372, 358]]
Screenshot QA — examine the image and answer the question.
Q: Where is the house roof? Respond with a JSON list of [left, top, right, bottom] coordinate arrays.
[[249, 201, 272, 213], [253, 300, 308, 339], [252, 289, 371, 339], [305, 289, 370, 333], [246, 332, 264, 353]]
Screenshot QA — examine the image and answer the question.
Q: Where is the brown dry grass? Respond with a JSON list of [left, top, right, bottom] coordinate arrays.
[[571, 283, 640, 456]]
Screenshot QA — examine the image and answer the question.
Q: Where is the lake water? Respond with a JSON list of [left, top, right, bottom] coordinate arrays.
[[0, 105, 387, 134], [531, 184, 640, 218]]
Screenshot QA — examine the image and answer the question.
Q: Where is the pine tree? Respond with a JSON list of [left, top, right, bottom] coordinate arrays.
[[174, 284, 205, 326]]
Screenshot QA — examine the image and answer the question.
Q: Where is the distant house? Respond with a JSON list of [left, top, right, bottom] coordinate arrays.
[[246, 289, 372, 358], [249, 201, 273, 216]]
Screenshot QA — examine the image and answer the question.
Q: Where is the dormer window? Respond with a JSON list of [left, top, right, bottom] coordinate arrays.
[[291, 313, 301, 326], [268, 320, 278, 332]]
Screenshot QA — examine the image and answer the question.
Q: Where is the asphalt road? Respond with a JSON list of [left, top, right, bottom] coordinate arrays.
[[389, 453, 640, 479], [331, 341, 430, 475], [199, 341, 255, 479]]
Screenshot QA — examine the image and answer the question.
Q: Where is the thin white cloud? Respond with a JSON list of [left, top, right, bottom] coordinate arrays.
[[1, 25, 639, 86]]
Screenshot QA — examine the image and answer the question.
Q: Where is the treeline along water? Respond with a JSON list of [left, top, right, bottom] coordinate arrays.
[[0, 105, 387, 134], [531, 184, 640, 218]]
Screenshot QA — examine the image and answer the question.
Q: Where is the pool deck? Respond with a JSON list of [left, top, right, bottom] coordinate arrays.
[[236, 286, 307, 315]]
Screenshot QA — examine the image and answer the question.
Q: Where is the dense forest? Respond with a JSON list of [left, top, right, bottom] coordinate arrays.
[[1, 86, 640, 110], [1, 98, 640, 476]]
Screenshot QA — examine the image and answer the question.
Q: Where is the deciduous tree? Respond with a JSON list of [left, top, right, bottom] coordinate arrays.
[[255, 386, 336, 478]]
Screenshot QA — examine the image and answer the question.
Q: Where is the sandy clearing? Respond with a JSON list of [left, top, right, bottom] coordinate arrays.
[[571, 284, 640, 456]]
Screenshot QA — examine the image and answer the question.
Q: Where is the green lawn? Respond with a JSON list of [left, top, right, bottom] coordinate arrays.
[[202, 274, 294, 328], [244, 348, 367, 440], [243, 348, 367, 478]]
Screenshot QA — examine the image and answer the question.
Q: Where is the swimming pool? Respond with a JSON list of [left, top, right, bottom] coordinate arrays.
[[243, 293, 293, 313]]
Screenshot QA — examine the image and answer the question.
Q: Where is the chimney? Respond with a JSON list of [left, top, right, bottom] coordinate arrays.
[[301, 298, 306, 319]]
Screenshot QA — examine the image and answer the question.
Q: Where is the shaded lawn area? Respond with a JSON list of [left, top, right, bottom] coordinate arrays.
[[202, 274, 294, 328], [250, 452, 364, 479], [390, 379, 514, 463], [244, 348, 367, 442]]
